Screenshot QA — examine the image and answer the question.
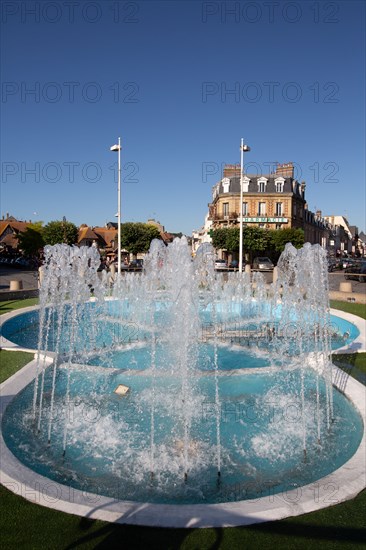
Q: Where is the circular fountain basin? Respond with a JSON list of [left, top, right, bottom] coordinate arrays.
[[2, 365, 364, 506], [0, 304, 365, 526]]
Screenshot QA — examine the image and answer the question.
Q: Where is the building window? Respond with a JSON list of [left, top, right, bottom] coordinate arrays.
[[258, 202, 266, 216], [242, 176, 250, 192], [257, 177, 268, 192], [222, 177, 230, 193], [275, 179, 284, 192], [242, 202, 248, 216], [275, 202, 283, 216], [223, 203, 229, 217], [293, 203, 297, 217], [275, 223, 282, 230]]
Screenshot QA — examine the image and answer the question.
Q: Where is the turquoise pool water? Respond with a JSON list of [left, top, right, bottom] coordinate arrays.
[[1, 304, 363, 505], [2, 366, 363, 504], [0, 306, 359, 355]]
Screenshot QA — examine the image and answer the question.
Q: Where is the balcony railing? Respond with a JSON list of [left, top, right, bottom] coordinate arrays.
[[211, 212, 239, 221]]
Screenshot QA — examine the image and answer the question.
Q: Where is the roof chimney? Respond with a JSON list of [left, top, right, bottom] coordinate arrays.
[[275, 162, 294, 178], [223, 164, 241, 179]]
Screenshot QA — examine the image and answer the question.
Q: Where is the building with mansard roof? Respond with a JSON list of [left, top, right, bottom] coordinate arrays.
[[208, 162, 329, 246]]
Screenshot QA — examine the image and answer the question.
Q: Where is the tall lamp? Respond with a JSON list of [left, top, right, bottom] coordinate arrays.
[[110, 138, 122, 274], [239, 139, 251, 272]]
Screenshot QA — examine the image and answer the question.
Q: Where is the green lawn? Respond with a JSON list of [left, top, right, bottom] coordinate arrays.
[[0, 299, 365, 549], [0, 349, 34, 384], [330, 300, 366, 320], [0, 297, 39, 315]]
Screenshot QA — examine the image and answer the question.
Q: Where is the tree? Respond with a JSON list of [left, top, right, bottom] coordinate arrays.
[[269, 228, 304, 255], [241, 227, 270, 261], [210, 227, 231, 251], [17, 224, 45, 257], [43, 220, 78, 246], [119, 222, 162, 256], [211, 226, 271, 260], [225, 228, 240, 253]]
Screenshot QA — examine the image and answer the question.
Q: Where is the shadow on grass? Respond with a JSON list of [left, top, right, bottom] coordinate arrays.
[[63, 517, 366, 549], [333, 357, 366, 385]]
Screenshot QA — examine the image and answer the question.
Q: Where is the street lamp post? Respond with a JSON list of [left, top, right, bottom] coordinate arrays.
[[239, 138, 251, 273], [110, 138, 122, 274]]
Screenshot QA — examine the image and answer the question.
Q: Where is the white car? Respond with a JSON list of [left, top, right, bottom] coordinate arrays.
[[252, 257, 274, 271], [214, 259, 228, 270]]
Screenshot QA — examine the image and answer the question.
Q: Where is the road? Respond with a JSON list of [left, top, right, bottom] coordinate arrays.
[[0, 266, 365, 295]]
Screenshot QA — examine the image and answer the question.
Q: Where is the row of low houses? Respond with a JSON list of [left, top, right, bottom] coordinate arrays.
[[192, 162, 366, 258], [0, 216, 175, 261]]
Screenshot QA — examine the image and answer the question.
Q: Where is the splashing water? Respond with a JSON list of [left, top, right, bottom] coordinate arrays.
[[4, 238, 361, 504]]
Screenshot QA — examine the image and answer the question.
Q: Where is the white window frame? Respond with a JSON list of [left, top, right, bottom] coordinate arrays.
[[258, 202, 266, 216], [275, 202, 283, 216], [257, 177, 268, 192], [222, 177, 230, 193], [242, 176, 250, 192], [274, 177, 285, 193]]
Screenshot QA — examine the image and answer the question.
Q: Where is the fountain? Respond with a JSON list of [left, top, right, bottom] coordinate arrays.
[[0, 238, 365, 527]]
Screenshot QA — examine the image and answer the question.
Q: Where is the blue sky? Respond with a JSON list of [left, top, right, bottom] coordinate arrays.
[[1, 0, 365, 234]]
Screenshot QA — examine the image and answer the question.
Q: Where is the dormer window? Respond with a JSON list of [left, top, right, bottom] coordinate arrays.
[[257, 177, 268, 192], [275, 177, 285, 192], [242, 176, 250, 192], [222, 177, 230, 193]]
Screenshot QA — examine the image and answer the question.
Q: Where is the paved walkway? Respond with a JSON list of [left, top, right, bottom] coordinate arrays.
[[0, 267, 39, 291], [0, 266, 365, 295]]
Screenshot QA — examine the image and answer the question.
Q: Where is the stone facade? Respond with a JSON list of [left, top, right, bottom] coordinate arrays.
[[208, 163, 328, 245]]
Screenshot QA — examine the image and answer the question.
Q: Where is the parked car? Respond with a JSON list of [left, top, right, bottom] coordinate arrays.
[[252, 257, 274, 271], [214, 259, 228, 270], [344, 261, 366, 282], [129, 259, 144, 270], [229, 260, 239, 269], [328, 259, 338, 272], [342, 258, 357, 270]]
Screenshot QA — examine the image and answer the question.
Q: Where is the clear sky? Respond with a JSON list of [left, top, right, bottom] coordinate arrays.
[[1, 0, 365, 235]]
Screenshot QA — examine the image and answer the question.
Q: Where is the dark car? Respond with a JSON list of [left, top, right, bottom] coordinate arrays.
[[129, 259, 144, 270], [344, 261, 366, 282], [229, 260, 239, 269], [342, 258, 357, 270]]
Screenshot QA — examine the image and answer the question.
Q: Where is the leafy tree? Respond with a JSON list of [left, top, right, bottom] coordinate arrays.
[[210, 227, 231, 251], [242, 226, 270, 260], [17, 224, 45, 257], [269, 228, 304, 254], [119, 222, 162, 256], [43, 220, 78, 246], [211, 226, 304, 262], [225, 228, 240, 252], [211, 226, 270, 260]]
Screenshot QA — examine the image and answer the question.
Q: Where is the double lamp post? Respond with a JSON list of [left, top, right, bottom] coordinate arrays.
[[109, 137, 249, 274], [239, 138, 251, 272], [110, 138, 122, 274]]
